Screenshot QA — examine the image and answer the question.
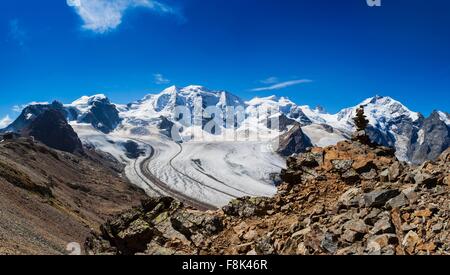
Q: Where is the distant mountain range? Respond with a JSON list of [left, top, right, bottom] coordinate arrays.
[[2, 85, 449, 164]]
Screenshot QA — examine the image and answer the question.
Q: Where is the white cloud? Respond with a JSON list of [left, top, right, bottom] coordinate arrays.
[[0, 115, 12, 129], [154, 73, 170, 84], [251, 79, 312, 92], [67, 0, 176, 33], [12, 105, 22, 113], [260, 77, 279, 84]]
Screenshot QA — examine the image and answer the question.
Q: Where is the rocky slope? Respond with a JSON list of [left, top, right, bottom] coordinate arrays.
[[86, 140, 449, 255], [0, 138, 146, 254]]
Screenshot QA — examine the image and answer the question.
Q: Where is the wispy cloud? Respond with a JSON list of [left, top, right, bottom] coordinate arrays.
[[12, 105, 22, 113], [8, 19, 27, 47], [154, 73, 170, 85], [67, 0, 178, 34], [251, 79, 312, 92], [260, 77, 279, 84], [0, 115, 12, 129]]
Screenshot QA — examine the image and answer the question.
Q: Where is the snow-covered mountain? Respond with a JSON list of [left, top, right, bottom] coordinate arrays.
[[2, 85, 449, 164], [123, 85, 244, 122], [297, 96, 424, 161], [2, 85, 448, 207], [67, 94, 122, 133], [245, 96, 312, 126], [3, 95, 121, 134]]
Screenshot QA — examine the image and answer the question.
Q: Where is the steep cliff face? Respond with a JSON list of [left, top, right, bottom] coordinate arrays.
[[86, 141, 449, 255], [408, 111, 450, 164], [23, 109, 84, 154], [277, 124, 313, 157], [75, 95, 122, 133], [2, 101, 67, 133]]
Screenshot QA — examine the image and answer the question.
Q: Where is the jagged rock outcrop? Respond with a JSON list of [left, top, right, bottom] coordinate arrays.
[[409, 111, 450, 164], [86, 197, 223, 255], [158, 116, 176, 138], [23, 109, 84, 154], [2, 101, 67, 133], [77, 96, 121, 134], [86, 140, 449, 255], [277, 124, 313, 157], [121, 140, 145, 159]]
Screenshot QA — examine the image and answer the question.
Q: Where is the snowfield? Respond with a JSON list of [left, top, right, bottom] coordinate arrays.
[[73, 122, 283, 208]]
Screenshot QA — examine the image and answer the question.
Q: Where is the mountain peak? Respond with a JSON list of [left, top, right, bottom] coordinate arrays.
[[246, 95, 295, 107], [361, 95, 393, 105], [182, 85, 207, 91], [161, 85, 180, 94], [71, 94, 108, 106], [358, 95, 420, 122]]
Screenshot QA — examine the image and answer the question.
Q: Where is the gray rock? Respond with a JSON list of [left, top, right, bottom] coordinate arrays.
[[432, 223, 443, 233], [321, 233, 338, 254], [379, 169, 390, 182], [255, 237, 275, 255], [364, 208, 382, 226], [402, 186, 419, 203], [344, 219, 368, 234], [341, 229, 364, 243], [414, 172, 438, 188], [341, 169, 361, 184], [361, 169, 378, 180], [366, 234, 398, 255], [338, 187, 362, 208], [332, 159, 353, 173], [385, 193, 409, 210], [370, 216, 394, 235], [388, 162, 404, 182]]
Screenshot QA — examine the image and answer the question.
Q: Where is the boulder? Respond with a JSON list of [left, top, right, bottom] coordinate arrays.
[[341, 169, 361, 184], [332, 159, 353, 173], [338, 187, 362, 208], [364, 189, 401, 208], [402, 231, 420, 254], [370, 216, 394, 235], [116, 219, 155, 254], [385, 193, 409, 210]]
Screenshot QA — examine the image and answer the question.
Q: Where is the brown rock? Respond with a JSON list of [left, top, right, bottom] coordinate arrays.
[[416, 242, 437, 253], [344, 220, 368, 234], [402, 231, 420, 255], [414, 209, 433, 218]]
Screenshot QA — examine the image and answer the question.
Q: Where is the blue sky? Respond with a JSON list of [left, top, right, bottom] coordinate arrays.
[[1, 0, 449, 126]]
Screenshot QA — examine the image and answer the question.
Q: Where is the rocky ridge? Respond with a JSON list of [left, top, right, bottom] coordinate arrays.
[[86, 140, 450, 255]]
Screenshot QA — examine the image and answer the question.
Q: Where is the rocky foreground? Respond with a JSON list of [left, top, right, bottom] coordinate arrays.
[[86, 140, 449, 255]]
